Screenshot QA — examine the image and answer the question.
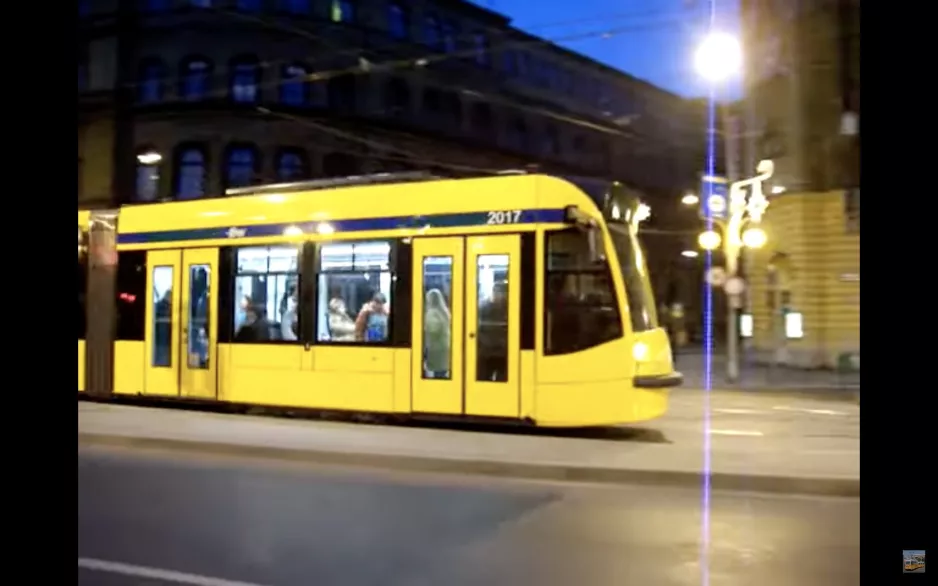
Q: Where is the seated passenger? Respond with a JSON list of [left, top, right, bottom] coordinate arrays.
[[356, 292, 389, 342], [234, 305, 271, 343], [328, 298, 357, 342]]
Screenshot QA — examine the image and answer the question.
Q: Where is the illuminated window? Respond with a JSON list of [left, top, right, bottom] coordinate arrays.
[[138, 58, 165, 103], [276, 149, 308, 182], [224, 144, 259, 189], [173, 145, 207, 200], [135, 149, 161, 202], [317, 241, 393, 344], [280, 64, 309, 106], [331, 0, 355, 23], [423, 15, 442, 49], [233, 246, 302, 343], [230, 56, 259, 103], [180, 58, 211, 100]]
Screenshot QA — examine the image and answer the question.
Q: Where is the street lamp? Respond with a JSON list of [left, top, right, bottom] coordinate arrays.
[[694, 32, 742, 83], [696, 160, 775, 382], [681, 193, 699, 206]]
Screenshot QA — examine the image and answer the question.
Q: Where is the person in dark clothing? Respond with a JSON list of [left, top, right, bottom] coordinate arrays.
[[477, 282, 509, 382], [234, 305, 271, 343]]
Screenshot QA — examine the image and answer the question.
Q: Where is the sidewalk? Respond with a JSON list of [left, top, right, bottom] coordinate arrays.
[[675, 350, 860, 394], [78, 391, 858, 497]]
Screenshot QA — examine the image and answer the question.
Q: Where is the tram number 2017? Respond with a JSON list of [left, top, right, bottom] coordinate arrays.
[[486, 210, 523, 225]]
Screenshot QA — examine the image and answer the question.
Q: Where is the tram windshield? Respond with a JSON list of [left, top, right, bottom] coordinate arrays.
[[564, 176, 659, 332]]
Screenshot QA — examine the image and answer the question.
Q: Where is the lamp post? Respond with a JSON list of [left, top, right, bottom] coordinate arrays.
[[695, 160, 774, 382]]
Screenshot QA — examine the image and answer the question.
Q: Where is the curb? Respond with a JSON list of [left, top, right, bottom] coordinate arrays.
[[78, 432, 860, 499]]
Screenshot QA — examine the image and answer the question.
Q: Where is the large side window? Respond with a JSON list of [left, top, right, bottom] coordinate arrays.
[[78, 257, 88, 340], [116, 251, 148, 340], [317, 240, 393, 344], [544, 229, 622, 355], [232, 246, 301, 343]]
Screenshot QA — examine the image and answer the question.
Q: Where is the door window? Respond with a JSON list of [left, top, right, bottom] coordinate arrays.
[[422, 256, 453, 379], [475, 254, 509, 382], [187, 264, 211, 369], [151, 266, 174, 367]]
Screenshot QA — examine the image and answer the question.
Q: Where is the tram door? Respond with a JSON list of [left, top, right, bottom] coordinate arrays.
[[411, 235, 521, 418], [143, 248, 219, 400]]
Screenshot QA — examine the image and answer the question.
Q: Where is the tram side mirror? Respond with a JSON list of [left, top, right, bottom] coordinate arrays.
[[587, 226, 606, 264]]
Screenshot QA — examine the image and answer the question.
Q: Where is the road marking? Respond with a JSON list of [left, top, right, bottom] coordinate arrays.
[[78, 558, 268, 586], [708, 429, 764, 437], [772, 406, 848, 416], [713, 408, 762, 414]]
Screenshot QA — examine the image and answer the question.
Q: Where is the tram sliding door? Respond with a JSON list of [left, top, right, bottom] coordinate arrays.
[[410, 235, 520, 418], [143, 248, 218, 399]]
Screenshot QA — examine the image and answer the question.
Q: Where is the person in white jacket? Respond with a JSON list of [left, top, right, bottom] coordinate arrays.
[[328, 297, 357, 342], [280, 284, 298, 341]]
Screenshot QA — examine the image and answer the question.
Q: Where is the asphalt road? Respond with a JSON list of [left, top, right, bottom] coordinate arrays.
[[78, 446, 859, 586]]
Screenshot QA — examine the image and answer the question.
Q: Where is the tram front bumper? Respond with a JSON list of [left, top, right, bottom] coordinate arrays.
[[633, 371, 683, 389]]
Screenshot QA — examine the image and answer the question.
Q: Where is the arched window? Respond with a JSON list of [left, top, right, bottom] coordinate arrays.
[[135, 148, 162, 202], [174, 145, 208, 200], [384, 78, 410, 114], [322, 153, 360, 178], [388, 3, 408, 40], [230, 56, 259, 103], [280, 64, 309, 106], [138, 58, 165, 103], [276, 149, 309, 182], [180, 57, 212, 101], [423, 15, 442, 50], [473, 33, 490, 67], [224, 144, 260, 189]]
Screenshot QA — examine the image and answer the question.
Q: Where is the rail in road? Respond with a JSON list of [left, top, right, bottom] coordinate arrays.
[[77, 392, 859, 498]]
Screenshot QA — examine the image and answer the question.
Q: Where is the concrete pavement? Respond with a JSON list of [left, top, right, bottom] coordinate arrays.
[[675, 350, 860, 393], [77, 390, 859, 497], [78, 446, 860, 586]]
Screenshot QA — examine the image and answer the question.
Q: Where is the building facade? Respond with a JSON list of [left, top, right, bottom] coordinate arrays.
[[740, 0, 859, 367], [78, 0, 712, 305]]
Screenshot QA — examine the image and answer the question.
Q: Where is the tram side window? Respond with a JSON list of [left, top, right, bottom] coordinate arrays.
[[116, 251, 147, 340], [78, 259, 87, 340], [232, 245, 301, 343], [544, 229, 622, 355], [317, 240, 393, 343]]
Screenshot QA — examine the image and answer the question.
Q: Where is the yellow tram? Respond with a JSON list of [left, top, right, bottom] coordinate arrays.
[[77, 172, 681, 427]]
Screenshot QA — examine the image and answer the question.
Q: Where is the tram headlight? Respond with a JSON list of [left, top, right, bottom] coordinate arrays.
[[632, 341, 648, 362]]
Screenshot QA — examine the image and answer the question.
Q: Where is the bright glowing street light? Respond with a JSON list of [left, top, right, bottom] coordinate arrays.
[[697, 230, 722, 251], [137, 151, 162, 165], [741, 227, 767, 249], [681, 250, 699, 259], [694, 32, 742, 83], [681, 193, 699, 206]]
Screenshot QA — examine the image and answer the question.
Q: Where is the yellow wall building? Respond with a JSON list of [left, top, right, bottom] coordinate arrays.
[[747, 190, 859, 368]]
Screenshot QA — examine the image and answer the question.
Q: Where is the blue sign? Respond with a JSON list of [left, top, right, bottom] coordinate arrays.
[[700, 175, 728, 220]]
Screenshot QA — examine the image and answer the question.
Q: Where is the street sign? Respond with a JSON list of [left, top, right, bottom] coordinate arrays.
[[705, 267, 727, 287], [700, 175, 728, 220], [724, 276, 746, 296]]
